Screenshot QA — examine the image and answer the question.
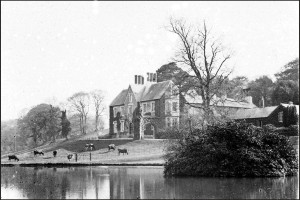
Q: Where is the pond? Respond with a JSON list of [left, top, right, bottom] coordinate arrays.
[[1, 166, 298, 199]]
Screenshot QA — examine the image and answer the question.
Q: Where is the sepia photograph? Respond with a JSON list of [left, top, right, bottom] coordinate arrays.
[[1, 1, 299, 199]]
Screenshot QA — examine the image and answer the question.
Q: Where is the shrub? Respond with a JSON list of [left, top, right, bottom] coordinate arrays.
[[156, 127, 189, 139], [262, 124, 299, 136], [164, 121, 298, 177]]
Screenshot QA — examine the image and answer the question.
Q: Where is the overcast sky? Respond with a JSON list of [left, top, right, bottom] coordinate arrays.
[[1, 1, 299, 124]]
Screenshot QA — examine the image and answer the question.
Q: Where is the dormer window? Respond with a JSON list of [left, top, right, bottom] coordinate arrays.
[[129, 94, 132, 102]]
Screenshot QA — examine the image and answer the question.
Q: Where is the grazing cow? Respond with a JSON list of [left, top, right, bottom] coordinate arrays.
[[118, 148, 128, 155], [85, 143, 95, 151], [53, 150, 57, 157], [67, 154, 73, 161], [34, 150, 44, 156], [90, 143, 95, 151], [108, 144, 116, 151], [8, 155, 19, 162]]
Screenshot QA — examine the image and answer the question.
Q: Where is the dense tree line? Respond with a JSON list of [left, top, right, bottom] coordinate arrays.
[[157, 58, 299, 108], [1, 90, 106, 154]]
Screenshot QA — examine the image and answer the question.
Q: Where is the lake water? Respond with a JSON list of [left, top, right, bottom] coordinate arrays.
[[1, 166, 298, 199]]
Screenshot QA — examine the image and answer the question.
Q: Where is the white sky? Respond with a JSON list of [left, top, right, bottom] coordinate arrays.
[[1, 1, 299, 123]]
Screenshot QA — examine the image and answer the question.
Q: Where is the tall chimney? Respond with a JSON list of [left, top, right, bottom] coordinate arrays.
[[153, 73, 157, 82], [261, 96, 265, 108], [135, 75, 138, 84], [244, 96, 253, 104]]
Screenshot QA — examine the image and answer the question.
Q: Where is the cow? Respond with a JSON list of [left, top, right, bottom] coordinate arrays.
[[85, 143, 95, 151], [8, 155, 19, 162], [118, 148, 128, 155], [108, 144, 116, 151], [53, 150, 57, 157], [34, 150, 44, 156], [67, 154, 73, 161]]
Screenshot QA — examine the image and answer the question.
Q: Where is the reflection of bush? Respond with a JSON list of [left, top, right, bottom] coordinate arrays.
[[164, 121, 298, 177]]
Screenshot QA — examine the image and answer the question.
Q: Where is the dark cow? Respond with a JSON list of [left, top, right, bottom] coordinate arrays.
[[118, 148, 128, 155], [108, 144, 116, 151], [34, 150, 44, 156], [67, 154, 73, 161], [85, 143, 95, 151], [8, 155, 19, 162], [53, 150, 57, 157]]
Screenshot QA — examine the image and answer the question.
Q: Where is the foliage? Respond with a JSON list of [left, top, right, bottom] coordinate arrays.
[[272, 80, 299, 105], [17, 104, 62, 147], [90, 90, 105, 132], [61, 110, 71, 139], [167, 18, 232, 122], [226, 76, 249, 100], [164, 121, 298, 177], [275, 58, 299, 82], [263, 124, 299, 137], [156, 127, 189, 139], [248, 76, 274, 107], [67, 92, 90, 135]]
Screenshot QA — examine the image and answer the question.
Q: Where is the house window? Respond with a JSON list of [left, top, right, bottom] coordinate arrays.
[[172, 102, 178, 112], [278, 111, 283, 122], [147, 102, 151, 112], [113, 121, 117, 133], [151, 102, 155, 112], [165, 100, 170, 113], [129, 94, 132, 102], [120, 120, 124, 132], [113, 107, 118, 117], [172, 118, 178, 127], [128, 105, 133, 114], [166, 117, 171, 128], [121, 106, 124, 116], [143, 103, 147, 113]]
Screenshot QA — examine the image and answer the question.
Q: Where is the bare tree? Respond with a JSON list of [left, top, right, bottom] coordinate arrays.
[[67, 92, 90, 135], [168, 18, 233, 124], [90, 90, 105, 132]]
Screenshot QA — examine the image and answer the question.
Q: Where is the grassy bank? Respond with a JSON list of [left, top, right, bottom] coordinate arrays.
[[1, 139, 167, 165]]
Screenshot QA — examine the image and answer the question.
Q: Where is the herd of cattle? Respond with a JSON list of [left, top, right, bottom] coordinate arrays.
[[7, 143, 129, 162]]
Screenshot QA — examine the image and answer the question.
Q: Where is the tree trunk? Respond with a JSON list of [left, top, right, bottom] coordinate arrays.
[[95, 114, 99, 132]]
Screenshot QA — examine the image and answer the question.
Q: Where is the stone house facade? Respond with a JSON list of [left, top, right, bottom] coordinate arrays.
[[109, 74, 180, 139]]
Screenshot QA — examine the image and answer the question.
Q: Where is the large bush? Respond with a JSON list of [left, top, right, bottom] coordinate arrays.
[[164, 121, 298, 177]]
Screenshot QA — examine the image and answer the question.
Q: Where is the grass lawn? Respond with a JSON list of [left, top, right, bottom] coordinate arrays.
[[1, 139, 168, 165]]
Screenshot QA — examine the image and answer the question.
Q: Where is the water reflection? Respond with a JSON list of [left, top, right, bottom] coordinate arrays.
[[1, 166, 298, 199]]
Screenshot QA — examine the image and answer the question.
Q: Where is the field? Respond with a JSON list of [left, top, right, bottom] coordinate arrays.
[[1, 138, 169, 165]]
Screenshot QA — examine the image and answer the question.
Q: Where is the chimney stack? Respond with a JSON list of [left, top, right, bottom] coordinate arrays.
[[147, 72, 157, 83], [134, 75, 144, 85], [259, 96, 265, 108], [244, 96, 253, 104]]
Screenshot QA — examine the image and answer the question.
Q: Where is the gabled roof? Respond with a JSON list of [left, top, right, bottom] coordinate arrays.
[[185, 94, 257, 109], [110, 89, 128, 106], [110, 80, 173, 106], [140, 81, 172, 102], [230, 106, 278, 119], [230, 104, 299, 120]]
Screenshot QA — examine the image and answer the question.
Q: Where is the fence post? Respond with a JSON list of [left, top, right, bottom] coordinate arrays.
[[75, 153, 77, 162], [90, 152, 91, 161]]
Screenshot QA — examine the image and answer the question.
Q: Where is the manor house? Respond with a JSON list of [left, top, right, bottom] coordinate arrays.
[[109, 73, 257, 139]]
